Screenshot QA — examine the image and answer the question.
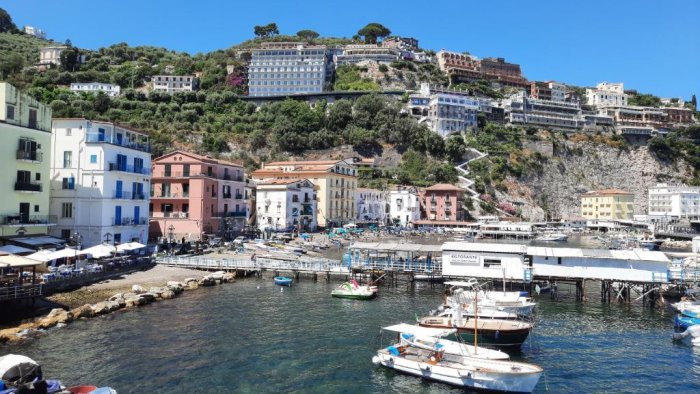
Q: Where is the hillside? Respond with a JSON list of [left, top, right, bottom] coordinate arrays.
[[0, 32, 59, 78]]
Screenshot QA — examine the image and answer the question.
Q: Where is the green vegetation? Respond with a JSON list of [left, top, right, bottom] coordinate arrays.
[[357, 23, 391, 44], [628, 92, 662, 107], [648, 126, 700, 184], [333, 65, 380, 91], [296, 30, 320, 41], [452, 80, 503, 99], [0, 7, 18, 33], [253, 23, 279, 39]]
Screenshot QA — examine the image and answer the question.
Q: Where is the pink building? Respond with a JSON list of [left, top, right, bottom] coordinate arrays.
[[420, 184, 465, 222], [149, 151, 246, 241]]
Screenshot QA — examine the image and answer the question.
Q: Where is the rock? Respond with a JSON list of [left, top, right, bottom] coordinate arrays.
[[113, 297, 126, 308], [183, 277, 198, 285], [37, 309, 73, 329], [71, 304, 95, 319], [148, 287, 164, 298], [167, 283, 184, 294], [187, 281, 199, 290], [198, 277, 215, 287], [160, 290, 176, 299], [125, 297, 141, 307], [109, 293, 124, 302], [139, 293, 156, 304], [46, 308, 67, 319], [122, 292, 137, 299], [132, 284, 146, 294], [106, 300, 121, 311], [222, 273, 235, 283], [91, 301, 111, 315]]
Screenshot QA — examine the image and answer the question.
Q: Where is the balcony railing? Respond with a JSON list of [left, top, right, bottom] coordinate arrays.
[[213, 211, 246, 218], [113, 191, 132, 199], [133, 193, 146, 200], [160, 212, 190, 218], [86, 132, 151, 153], [223, 193, 232, 199], [154, 171, 243, 181], [235, 193, 244, 199], [1, 215, 57, 226], [108, 163, 151, 175], [155, 192, 189, 199], [15, 181, 42, 192], [112, 217, 148, 226], [16, 150, 43, 162]]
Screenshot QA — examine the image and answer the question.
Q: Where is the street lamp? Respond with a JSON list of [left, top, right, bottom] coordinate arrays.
[[73, 232, 82, 270], [168, 224, 175, 255]]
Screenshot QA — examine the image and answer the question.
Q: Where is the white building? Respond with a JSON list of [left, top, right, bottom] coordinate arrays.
[[586, 82, 628, 107], [23, 26, 46, 39], [255, 179, 317, 233], [356, 188, 387, 223], [248, 42, 332, 97], [151, 75, 197, 94], [648, 183, 700, 219], [409, 83, 480, 137], [70, 82, 121, 97], [49, 119, 151, 247], [39, 46, 67, 66], [502, 91, 584, 131], [548, 81, 567, 102], [388, 186, 420, 228], [334, 44, 399, 65]]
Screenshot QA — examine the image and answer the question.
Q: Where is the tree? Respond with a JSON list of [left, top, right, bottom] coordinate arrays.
[[691, 94, 697, 110], [0, 8, 18, 33], [357, 23, 391, 44], [60, 47, 81, 72], [296, 29, 319, 41], [445, 134, 467, 164], [253, 23, 279, 39], [0, 53, 24, 79], [65, 38, 73, 47]]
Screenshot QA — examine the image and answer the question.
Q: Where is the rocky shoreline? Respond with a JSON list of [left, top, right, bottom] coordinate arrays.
[[0, 270, 235, 344]]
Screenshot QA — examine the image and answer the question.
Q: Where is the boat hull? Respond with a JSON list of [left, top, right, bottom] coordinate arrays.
[[418, 317, 532, 348], [455, 329, 531, 349], [373, 352, 541, 393], [273, 277, 293, 286], [331, 292, 376, 300]]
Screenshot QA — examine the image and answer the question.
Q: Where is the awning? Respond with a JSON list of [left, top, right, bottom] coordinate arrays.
[[116, 242, 146, 252], [382, 323, 457, 338], [0, 255, 43, 268], [0, 245, 34, 254], [8, 236, 65, 247], [81, 244, 117, 258], [26, 248, 83, 262]]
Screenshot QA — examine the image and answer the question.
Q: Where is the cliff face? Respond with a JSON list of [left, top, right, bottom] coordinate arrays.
[[496, 142, 693, 221]]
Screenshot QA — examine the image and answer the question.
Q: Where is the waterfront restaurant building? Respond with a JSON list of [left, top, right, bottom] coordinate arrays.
[[441, 242, 670, 283], [581, 189, 635, 221], [0, 83, 55, 239], [255, 179, 317, 233], [149, 151, 247, 242], [252, 160, 357, 228], [49, 119, 151, 247]]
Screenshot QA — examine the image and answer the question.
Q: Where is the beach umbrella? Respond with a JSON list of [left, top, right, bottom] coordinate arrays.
[[26, 248, 82, 262], [81, 244, 117, 258], [116, 242, 146, 252]]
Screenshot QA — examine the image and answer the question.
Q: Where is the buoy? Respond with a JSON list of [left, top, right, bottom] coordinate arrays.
[[256, 286, 260, 289], [280, 287, 283, 292]]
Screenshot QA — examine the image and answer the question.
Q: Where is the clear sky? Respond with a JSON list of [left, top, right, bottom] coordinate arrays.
[[4, 0, 699, 99]]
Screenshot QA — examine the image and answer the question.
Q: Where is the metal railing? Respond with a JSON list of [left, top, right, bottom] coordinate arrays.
[[112, 217, 148, 226], [15, 181, 42, 192], [0, 284, 43, 301], [113, 190, 132, 199], [108, 162, 151, 175], [1, 215, 57, 226], [213, 211, 246, 218], [16, 150, 43, 162], [86, 132, 151, 153], [159, 256, 348, 273], [152, 212, 190, 218]]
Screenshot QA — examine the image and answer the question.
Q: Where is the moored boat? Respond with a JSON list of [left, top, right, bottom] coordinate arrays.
[[417, 315, 532, 348], [372, 325, 543, 392], [536, 233, 568, 242], [673, 325, 700, 346], [273, 276, 293, 286], [675, 314, 700, 331], [331, 279, 377, 300]]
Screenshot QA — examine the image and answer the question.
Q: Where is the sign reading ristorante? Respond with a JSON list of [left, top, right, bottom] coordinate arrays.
[[450, 253, 480, 265]]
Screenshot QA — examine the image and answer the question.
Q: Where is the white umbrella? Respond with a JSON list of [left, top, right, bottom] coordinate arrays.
[[116, 242, 146, 252], [26, 248, 82, 262], [81, 244, 117, 258]]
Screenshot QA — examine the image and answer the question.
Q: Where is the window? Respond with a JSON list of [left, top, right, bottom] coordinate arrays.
[[483, 258, 501, 268], [60, 229, 71, 239], [35, 172, 41, 181], [28, 108, 37, 129], [90, 154, 97, 164], [183, 164, 190, 177], [63, 151, 72, 168], [62, 177, 75, 190], [17, 170, 31, 183], [164, 164, 171, 177], [34, 204, 39, 212], [66, 128, 72, 136], [61, 203, 73, 218], [6, 105, 14, 120]]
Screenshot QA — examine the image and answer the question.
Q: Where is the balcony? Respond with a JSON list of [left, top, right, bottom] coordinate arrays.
[[0, 215, 56, 226], [154, 192, 189, 199], [133, 193, 146, 200], [154, 212, 190, 218], [86, 132, 151, 153], [235, 193, 244, 199], [108, 163, 151, 175], [113, 191, 132, 200], [213, 211, 246, 218], [112, 217, 148, 226], [223, 193, 232, 199], [15, 181, 42, 193], [16, 150, 43, 163]]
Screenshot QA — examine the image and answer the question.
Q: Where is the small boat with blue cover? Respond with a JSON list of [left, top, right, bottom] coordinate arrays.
[[675, 314, 700, 331], [274, 276, 293, 286]]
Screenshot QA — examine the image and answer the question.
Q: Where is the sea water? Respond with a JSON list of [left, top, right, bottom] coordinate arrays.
[[4, 278, 700, 393]]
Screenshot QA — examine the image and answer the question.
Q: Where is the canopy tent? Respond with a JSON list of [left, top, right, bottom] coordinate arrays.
[[0, 245, 34, 255], [26, 248, 83, 262], [80, 244, 117, 258], [116, 242, 146, 252], [381, 323, 457, 338], [0, 254, 43, 268]]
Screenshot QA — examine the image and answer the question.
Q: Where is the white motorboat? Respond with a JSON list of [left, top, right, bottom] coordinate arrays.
[[536, 233, 568, 242], [373, 325, 543, 392], [445, 283, 537, 317], [671, 300, 700, 318], [672, 325, 700, 346], [431, 303, 521, 320]]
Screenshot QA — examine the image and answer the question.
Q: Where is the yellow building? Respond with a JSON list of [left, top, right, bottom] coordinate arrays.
[[581, 189, 635, 220], [252, 160, 357, 228], [0, 83, 54, 238]]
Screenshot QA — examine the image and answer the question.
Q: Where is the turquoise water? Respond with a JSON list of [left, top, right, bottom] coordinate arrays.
[[4, 279, 700, 393]]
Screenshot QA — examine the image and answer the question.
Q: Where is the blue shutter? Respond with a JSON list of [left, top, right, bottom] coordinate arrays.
[[115, 206, 122, 225]]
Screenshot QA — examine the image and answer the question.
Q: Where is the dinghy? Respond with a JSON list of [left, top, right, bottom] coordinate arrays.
[[673, 325, 700, 346], [373, 325, 542, 392], [273, 276, 293, 286], [331, 279, 377, 300]]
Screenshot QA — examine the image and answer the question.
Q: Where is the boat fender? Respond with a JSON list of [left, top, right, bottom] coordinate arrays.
[[372, 356, 381, 365], [495, 330, 501, 339], [420, 363, 431, 372]]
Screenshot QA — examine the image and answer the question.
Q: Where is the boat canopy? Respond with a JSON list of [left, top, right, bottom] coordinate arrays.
[[382, 323, 457, 338], [444, 280, 480, 287]]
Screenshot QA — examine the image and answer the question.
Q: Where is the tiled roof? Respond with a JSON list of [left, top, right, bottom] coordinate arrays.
[[583, 189, 633, 196], [425, 183, 463, 191]]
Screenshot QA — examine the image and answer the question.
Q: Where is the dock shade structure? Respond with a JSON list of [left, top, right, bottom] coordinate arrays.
[[115, 242, 146, 252], [0, 255, 44, 301], [347, 242, 442, 273], [441, 242, 672, 283], [80, 244, 118, 258], [26, 248, 85, 262]]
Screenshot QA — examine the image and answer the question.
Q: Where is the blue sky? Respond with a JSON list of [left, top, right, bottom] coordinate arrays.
[[4, 0, 699, 99]]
